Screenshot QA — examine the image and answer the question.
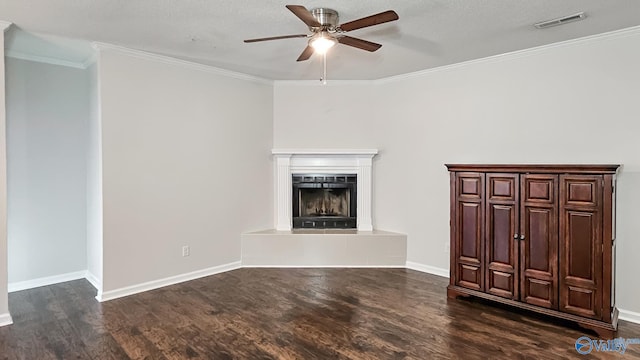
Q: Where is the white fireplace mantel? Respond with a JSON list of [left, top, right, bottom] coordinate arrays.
[[272, 149, 378, 231]]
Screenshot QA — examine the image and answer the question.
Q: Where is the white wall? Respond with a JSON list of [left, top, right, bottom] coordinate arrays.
[[97, 47, 273, 293], [5, 58, 90, 284], [86, 61, 102, 290], [273, 28, 640, 315], [0, 21, 12, 325]]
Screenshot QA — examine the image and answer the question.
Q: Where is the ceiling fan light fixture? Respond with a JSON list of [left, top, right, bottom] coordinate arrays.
[[310, 33, 337, 54]]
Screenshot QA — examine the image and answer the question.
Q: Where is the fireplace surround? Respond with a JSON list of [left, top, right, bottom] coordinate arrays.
[[272, 149, 377, 231]]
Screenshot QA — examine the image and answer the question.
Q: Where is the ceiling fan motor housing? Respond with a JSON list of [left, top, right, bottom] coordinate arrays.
[[310, 8, 339, 30]]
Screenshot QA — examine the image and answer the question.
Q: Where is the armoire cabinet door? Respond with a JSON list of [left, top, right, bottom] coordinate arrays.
[[520, 175, 559, 309], [559, 175, 603, 320], [454, 172, 485, 291], [485, 173, 519, 299]]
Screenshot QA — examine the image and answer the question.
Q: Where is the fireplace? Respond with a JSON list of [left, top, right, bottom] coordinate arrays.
[[292, 174, 357, 229], [272, 149, 376, 231]]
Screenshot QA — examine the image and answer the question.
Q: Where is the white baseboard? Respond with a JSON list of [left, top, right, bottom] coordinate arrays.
[[242, 264, 406, 268], [97, 261, 242, 302], [405, 261, 449, 278], [8, 270, 88, 292], [85, 271, 102, 292], [10, 261, 635, 327], [0, 312, 13, 327], [619, 308, 640, 325], [3, 262, 638, 327]]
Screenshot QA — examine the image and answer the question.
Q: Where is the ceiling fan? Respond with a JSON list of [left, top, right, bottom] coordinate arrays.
[[244, 5, 399, 61]]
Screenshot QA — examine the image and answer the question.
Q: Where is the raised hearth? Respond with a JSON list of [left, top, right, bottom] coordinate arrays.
[[241, 229, 407, 267]]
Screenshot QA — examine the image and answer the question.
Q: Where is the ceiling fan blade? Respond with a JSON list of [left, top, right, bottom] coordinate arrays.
[[244, 34, 308, 43], [338, 36, 382, 52], [286, 5, 322, 27], [339, 10, 399, 32], [296, 45, 315, 61]]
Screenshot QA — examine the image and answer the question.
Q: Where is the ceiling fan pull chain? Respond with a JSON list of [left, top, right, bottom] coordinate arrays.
[[321, 52, 327, 85]]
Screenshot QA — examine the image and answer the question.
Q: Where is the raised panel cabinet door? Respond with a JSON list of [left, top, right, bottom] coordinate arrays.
[[485, 173, 519, 299], [454, 172, 485, 291], [559, 175, 603, 320], [519, 175, 559, 309]]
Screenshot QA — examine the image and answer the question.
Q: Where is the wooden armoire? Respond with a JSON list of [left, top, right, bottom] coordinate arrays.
[[446, 164, 619, 337]]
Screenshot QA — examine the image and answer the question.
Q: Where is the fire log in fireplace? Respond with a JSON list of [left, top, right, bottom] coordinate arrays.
[[292, 174, 357, 229]]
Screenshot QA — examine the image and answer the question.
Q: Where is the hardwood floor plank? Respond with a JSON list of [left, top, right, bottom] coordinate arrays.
[[0, 269, 639, 359]]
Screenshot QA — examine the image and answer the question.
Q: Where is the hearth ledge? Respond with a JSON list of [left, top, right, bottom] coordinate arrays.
[[241, 229, 406, 267]]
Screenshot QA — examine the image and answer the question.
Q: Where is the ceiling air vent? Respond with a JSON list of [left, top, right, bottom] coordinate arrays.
[[534, 12, 587, 29]]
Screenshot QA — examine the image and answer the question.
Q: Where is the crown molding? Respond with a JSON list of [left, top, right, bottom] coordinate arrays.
[[377, 24, 640, 84], [81, 52, 98, 68], [0, 21, 12, 32], [4, 22, 637, 85], [272, 25, 640, 85], [92, 42, 272, 85], [274, 79, 376, 87], [5, 50, 92, 69], [272, 148, 378, 155]]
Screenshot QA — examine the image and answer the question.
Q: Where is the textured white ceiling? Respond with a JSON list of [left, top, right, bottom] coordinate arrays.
[[1, 0, 640, 80]]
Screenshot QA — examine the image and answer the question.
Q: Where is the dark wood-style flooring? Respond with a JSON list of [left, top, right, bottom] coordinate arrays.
[[0, 268, 639, 359]]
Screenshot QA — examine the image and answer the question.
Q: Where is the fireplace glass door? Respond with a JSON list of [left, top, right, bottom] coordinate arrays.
[[300, 188, 350, 217], [292, 174, 356, 229]]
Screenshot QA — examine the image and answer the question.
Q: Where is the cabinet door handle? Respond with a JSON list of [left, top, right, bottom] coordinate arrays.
[[514, 234, 519, 239], [519, 234, 525, 240]]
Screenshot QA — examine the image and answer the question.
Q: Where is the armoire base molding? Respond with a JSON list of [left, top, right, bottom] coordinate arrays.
[[447, 285, 618, 339]]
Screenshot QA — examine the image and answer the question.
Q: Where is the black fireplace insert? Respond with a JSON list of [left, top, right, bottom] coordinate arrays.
[[292, 174, 357, 229]]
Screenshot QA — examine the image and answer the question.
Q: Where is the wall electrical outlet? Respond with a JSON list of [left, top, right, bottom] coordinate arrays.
[[182, 245, 190, 257]]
